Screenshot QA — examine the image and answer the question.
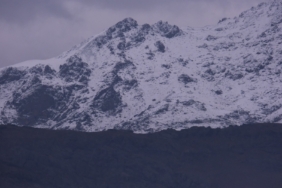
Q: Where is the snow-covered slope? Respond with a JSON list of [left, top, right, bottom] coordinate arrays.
[[1, 1, 282, 132]]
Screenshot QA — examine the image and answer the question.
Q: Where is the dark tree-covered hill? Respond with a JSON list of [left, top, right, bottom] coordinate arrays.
[[1, 124, 282, 188]]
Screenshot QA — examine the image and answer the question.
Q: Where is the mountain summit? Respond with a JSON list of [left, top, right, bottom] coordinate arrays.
[[0, 1, 282, 132]]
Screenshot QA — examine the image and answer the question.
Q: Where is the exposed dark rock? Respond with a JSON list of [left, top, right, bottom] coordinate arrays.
[[140, 24, 151, 33], [189, 119, 204, 124], [100, 60, 136, 95], [213, 42, 235, 51], [59, 55, 91, 84], [182, 100, 207, 111], [161, 64, 171, 69], [92, 87, 122, 113], [131, 35, 146, 44], [201, 70, 215, 82], [182, 100, 196, 106], [105, 18, 138, 42], [123, 79, 138, 91], [89, 19, 136, 49], [108, 45, 115, 54], [177, 58, 190, 66], [245, 64, 267, 73], [30, 76, 42, 85], [165, 26, 182, 38], [206, 35, 218, 41], [117, 41, 126, 50], [29, 66, 43, 74], [205, 69, 216, 75], [44, 65, 56, 76], [113, 60, 135, 74], [103, 72, 123, 87], [258, 32, 267, 38], [261, 104, 282, 115], [178, 74, 195, 84], [215, 28, 224, 31], [92, 35, 110, 48], [218, 17, 228, 23], [153, 21, 183, 38], [223, 110, 256, 124], [124, 24, 152, 49], [111, 18, 138, 33], [10, 85, 56, 126], [0, 67, 26, 84], [155, 104, 169, 115], [146, 51, 155, 60], [225, 71, 244, 80], [1, 71, 89, 127], [155, 41, 165, 53], [215, 90, 223, 95], [198, 43, 208, 48]]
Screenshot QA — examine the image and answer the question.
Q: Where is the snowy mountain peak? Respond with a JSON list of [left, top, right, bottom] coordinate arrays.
[[107, 17, 138, 36], [236, 0, 282, 23], [0, 1, 282, 132], [152, 21, 183, 38]]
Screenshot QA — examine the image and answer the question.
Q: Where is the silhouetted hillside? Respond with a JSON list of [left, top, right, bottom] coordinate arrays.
[[0, 124, 282, 188]]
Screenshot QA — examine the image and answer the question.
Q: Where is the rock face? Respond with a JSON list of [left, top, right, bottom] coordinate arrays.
[[1, 1, 282, 132]]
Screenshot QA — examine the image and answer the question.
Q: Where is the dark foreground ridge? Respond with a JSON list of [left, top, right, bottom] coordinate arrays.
[[0, 124, 282, 188]]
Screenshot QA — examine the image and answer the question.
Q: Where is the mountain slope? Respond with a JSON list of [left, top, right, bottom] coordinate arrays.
[[1, 1, 282, 132]]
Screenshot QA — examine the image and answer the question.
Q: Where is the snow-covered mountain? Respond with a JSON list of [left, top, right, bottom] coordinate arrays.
[[1, 1, 282, 133]]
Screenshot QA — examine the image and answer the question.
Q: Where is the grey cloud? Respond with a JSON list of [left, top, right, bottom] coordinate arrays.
[[79, 0, 268, 11], [0, 0, 72, 23], [0, 0, 273, 68], [0, 0, 270, 23]]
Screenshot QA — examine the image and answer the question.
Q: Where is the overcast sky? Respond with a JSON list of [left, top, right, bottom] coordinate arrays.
[[0, 0, 270, 68]]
